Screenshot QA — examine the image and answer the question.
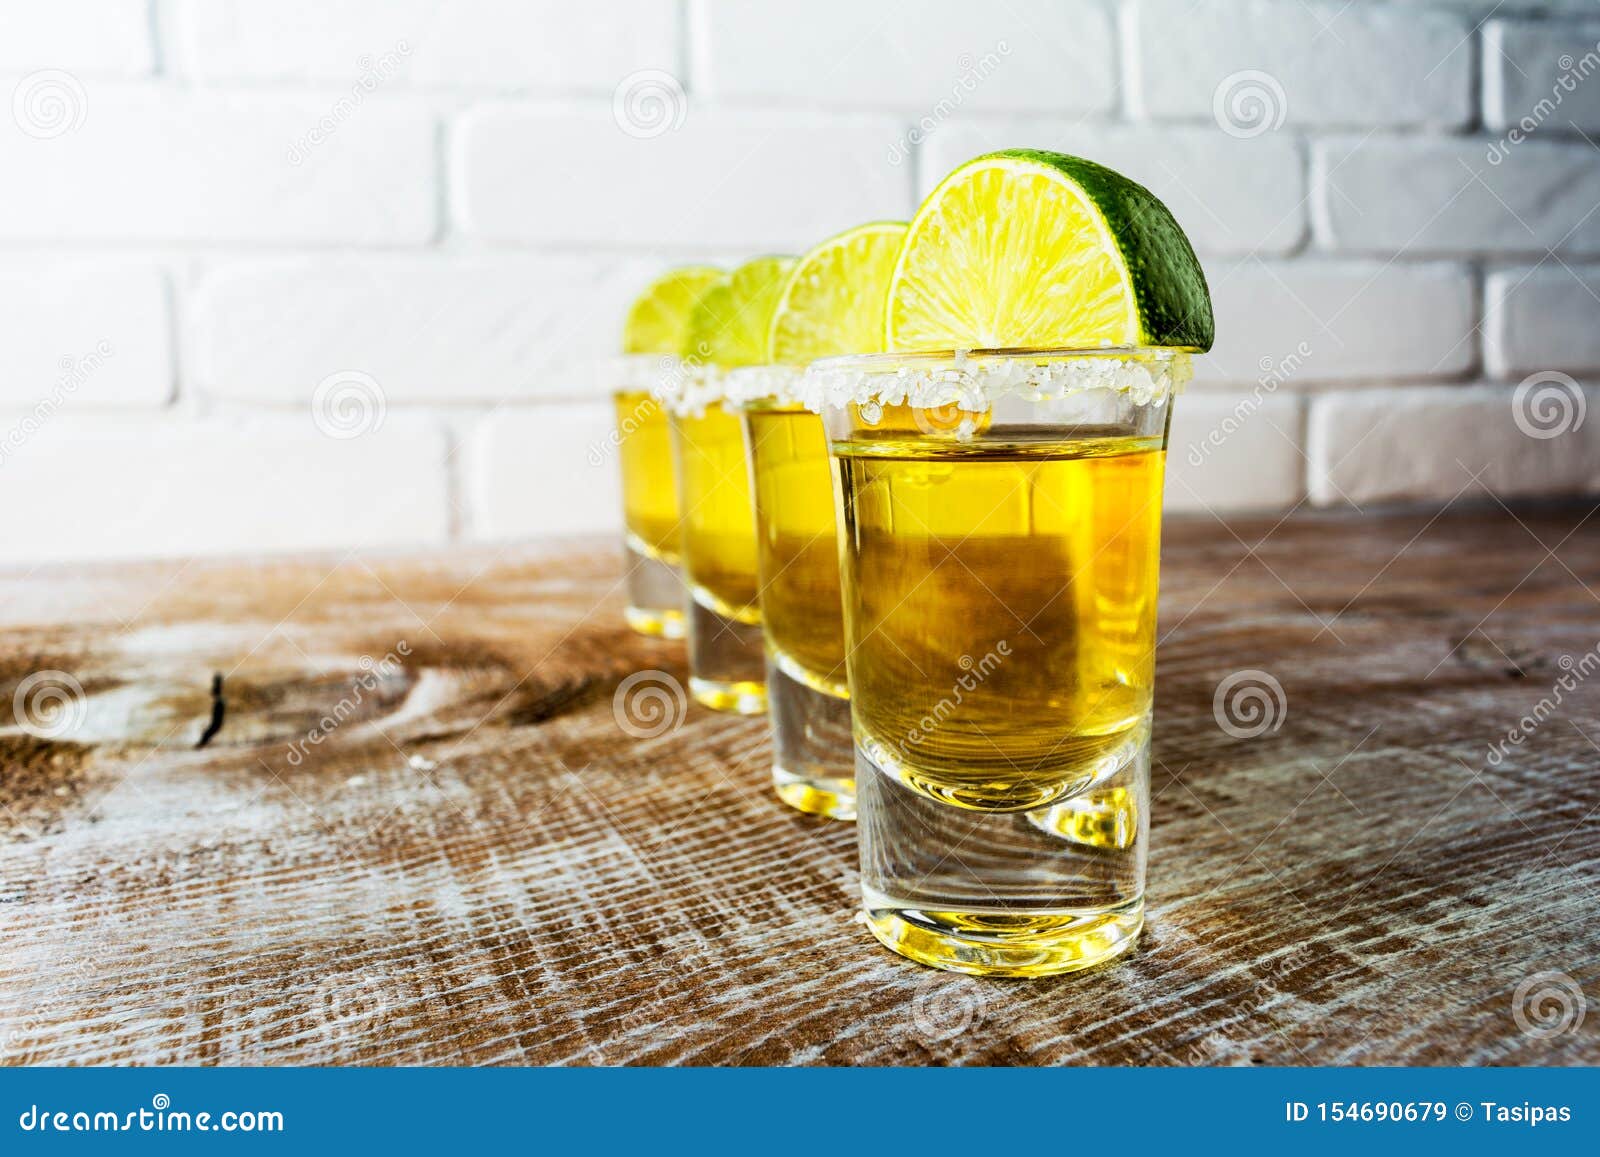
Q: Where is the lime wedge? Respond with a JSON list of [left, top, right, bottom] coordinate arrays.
[[886, 149, 1213, 352], [622, 265, 724, 355], [767, 221, 908, 364], [687, 256, 797, 368]]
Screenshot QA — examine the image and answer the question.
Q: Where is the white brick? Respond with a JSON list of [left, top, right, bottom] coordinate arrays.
[[471, 406, 622, 540], [1199, 261, 1476, 387], [0, 2, 152, 73], [1139, 1, 1470, 128], [0, 416, 450, 563], [170, 0, 676, 90], [1317, 136, 1600, 256], [1485, 21, 1600, 134], [1485, 265, 1600, 379], [0, 85, 435, 244], [454, 104, 910, 249], [0, 264, 171, 407], [1166, 393, 1304, 513], [1307, 385, 1600, 505], [692, 0, 1114, 116], [922, 121, 1305, 255], [1429, 0, 1594, 9], [191, 257, 671, 405]]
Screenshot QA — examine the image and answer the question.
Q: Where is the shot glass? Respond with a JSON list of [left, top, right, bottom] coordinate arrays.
[[668, 367, 767, 714], [736, 368, 854, 819], [609, 355, 686, 639], [813, 347, 1192, 977]]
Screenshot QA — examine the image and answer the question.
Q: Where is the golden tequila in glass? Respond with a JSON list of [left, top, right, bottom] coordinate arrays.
[[817, 348, 1189, 977], [671, 393, 766, 714], [742, 394, 853, 818], [612, 360, 686, 638]]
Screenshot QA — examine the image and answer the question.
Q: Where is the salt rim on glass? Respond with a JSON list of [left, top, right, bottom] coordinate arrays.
[[649, 355, 726, 418], [722, 365, 807, 410], [799, 347, 1193, 425], [598, 353, 683, 396], [653, 361, 810, 416]]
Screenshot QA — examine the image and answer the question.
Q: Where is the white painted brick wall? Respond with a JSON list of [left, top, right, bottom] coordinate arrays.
[[1315, 136, 1600, 256], [471, 405, 621, 540], [1485, 20, 1600, 133], [0, 0, 1594, 564], [0, 416, 450, 564], [453, 104, 911, 249], [922, 122, 1307, 255], [1485, 266, 1600, 378], [1308, 386, 1600, 507], [691, 0, 1115, 116], [1168, 394, 1305, 513], [0, 86, 436, 243], [1138, 1, 1471, 128], [190, 256, 665, 404], [0, 264, 171, 406], [170, 0, 677, 91], [1200, 262, 1477, 386], [0, 2, 152, 73]]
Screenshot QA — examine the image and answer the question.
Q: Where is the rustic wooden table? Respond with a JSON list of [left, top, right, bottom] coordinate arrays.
[[2, 505, 1596, 1066]]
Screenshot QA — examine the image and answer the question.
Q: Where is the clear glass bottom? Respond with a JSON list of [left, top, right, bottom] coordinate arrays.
[[623, 536, 686, 640], [766, 657, 854, 820], [686, 597, 766, 715], [856, 719, 1149, 977]]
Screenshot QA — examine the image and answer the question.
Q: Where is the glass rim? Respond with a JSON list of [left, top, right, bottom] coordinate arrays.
[[808, 345, 1194, 374], [601, 352, 682, 394], [800, 346, 1193, 414], [723, 364, 806, 410]]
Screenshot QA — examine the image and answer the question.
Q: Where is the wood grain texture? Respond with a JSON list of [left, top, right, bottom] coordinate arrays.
[[1, 506, 1597, 1066]]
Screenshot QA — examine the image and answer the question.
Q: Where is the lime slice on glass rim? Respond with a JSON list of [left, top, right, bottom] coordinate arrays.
[[687, 255, 797, 368], [885, 148, 1213, 352], [622, 265, 724, 355], [767, 221, 908, 364]]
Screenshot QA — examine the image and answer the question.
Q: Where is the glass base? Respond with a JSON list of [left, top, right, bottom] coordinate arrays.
[[773, 766, 854, 820], [686, 596, 766, 715], [855, 730, 1149, 978], [689, 675, 767, 715], [624, 605, 685, 639], [766, 656, 854, 820], [862, 897, 1143, 978], [623, 536, 686, 639]]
